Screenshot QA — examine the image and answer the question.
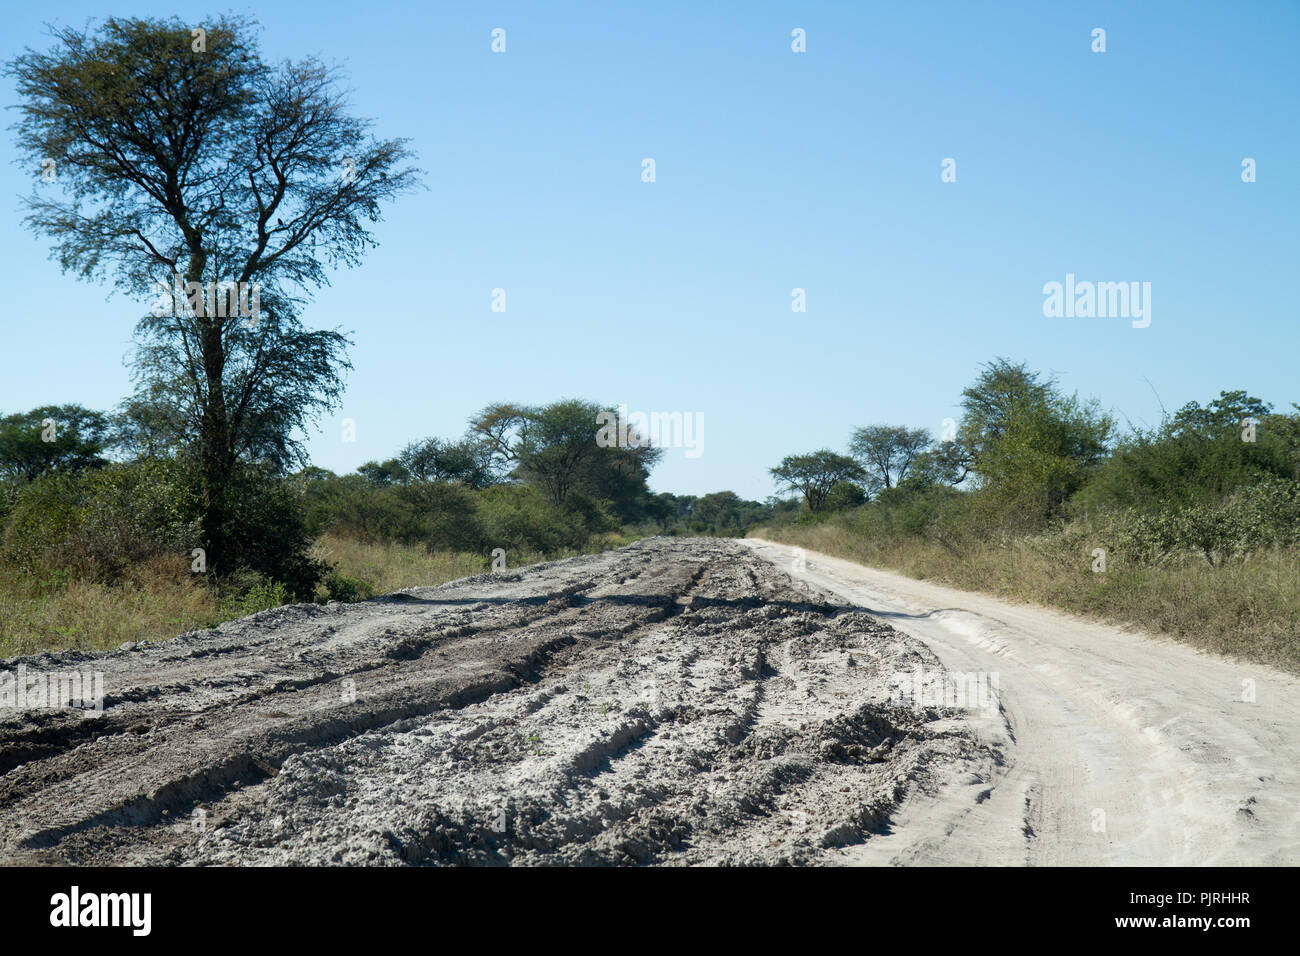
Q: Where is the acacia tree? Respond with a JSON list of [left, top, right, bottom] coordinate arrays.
[[848, 424, 932, 493], [770, 450, 865, 513], [398, 437, 496, 488], [0, 405, 110, 479], [468, 400, 661, 512], [958, 359, 1113, 518], [9, 15, 419, 573]]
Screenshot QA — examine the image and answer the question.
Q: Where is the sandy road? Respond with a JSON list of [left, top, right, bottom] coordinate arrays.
[[744, 538, 1300, 865]]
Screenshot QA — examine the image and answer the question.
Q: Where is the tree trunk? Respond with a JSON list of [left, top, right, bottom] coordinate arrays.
[[189, 250, 233, 577], [199, 323, 229, 572]]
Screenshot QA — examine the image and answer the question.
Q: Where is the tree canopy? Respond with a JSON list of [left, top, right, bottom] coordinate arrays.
[[957, 358, 1114, 517], [0, 405, 110, 479], [770, 450, 865, 512], [849, 424, 932, 493], [469, 400, 662, 513]]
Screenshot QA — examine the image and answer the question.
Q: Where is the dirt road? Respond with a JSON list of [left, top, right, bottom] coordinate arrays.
[[0, 537, 995, 866], [2, 536, 1293, 866], [745, 538, 1300, 865]]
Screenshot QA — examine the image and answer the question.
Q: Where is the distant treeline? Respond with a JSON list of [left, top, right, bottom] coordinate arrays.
[[0, 398, 770, 602], [766, 358, 1300, 562]]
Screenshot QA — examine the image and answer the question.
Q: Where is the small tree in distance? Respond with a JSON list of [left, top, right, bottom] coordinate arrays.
[[0, 405, 110, 480], [770, 450, 866, 513], [849, 424, 933, 494]]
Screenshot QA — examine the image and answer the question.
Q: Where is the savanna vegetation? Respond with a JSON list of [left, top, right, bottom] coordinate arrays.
[[0, 398, 771, 655], [760, 359, 1300, 670]]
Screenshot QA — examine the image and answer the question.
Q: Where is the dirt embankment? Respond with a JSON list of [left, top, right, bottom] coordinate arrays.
[[0, 538, 994, 866]]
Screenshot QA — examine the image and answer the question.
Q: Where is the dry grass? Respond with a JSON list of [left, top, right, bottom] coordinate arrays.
[[310, 533, 491, 596], [1, 533, 638, 659], [754, 523, 1300, 673], [0, 555, 220, 658]]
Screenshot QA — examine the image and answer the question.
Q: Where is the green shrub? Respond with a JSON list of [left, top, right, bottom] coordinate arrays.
[[478, 484, 625, 553], [322, 572, 373, 603], [1100, 478, 1300, 566], [0, 457, 324, 599], [216, 462, 326, 599], [1, 460, 197, 580], [228, 578, 289, 616]]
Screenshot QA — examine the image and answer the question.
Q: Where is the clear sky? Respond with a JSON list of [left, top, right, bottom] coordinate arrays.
[[3, 1, 1297, 501]]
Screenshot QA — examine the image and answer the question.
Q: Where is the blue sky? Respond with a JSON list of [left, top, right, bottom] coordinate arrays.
[[3, 1, 1297, 501]]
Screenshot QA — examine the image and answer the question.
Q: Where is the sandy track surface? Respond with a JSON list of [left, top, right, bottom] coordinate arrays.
[[744, 538, 1300, 865], [0, 538, 997, 866]]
